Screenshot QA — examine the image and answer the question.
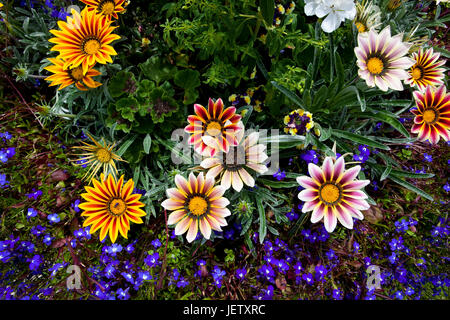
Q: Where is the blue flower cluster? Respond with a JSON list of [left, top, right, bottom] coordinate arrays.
[[353, 145, 370, 163]]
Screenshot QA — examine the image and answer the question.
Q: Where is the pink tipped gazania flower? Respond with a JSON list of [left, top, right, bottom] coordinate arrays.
[[355, 26, 415, 91], [411, 85, 450, 144], [161, 173, 231, 243], [200, 122, 268, 192], [405, 48, 446, 91], [297, 156, 370, 233], [184, 98, 242, 157]]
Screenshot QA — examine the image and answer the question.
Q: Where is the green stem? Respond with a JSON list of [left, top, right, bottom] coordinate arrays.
[[329, 33, 335, 83]]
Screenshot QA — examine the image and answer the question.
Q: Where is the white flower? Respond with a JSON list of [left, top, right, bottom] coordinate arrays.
[[304, 0, 357, 33]]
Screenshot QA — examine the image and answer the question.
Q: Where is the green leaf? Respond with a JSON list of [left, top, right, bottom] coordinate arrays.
[[257, 178, 299, 188], [365, 109, 410, 137], [388, 175, 433, 201], [256, 198, 267, 244], [143, 134, 152, 154], [116, 136, 137, 157], [260, 0, 275, 26], [174, 69, 200, 89], [331, 129, 390, 150], [271, 81, 307, 110], [380, 163, 392, 181], [133, 166, 140, 185]]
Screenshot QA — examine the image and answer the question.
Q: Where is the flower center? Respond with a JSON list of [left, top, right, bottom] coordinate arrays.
[[225, 146, 246, 169], [99, 1, 115, 15], [411, 66, 422, 80], [96, 148, 112, 163], [69, 66, 84, 81], [82, 38, 101, 55], [319, 183, 341, 205], [188, 196, 208, 216], [367, 57, 384, 75], [108, 198, 127, 216], [355, 22, 366, 33], [422, 109, 437, 124], [206, 121, 222, 137]]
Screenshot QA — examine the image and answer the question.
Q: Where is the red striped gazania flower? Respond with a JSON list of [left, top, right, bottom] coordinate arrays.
[[297, 156, 371, 233], [405, 47, 446, 91], [411, 85, 450, 144], [184, 98, 242, 157]]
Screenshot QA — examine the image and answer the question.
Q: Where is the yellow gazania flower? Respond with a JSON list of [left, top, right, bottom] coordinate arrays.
[[162, 173, 231, 243], [71, 132, 125, 182], [49, 7, 120, 74], [200, 122, 268, 192], [297, 156, 371, 233], [0, 3, 3, 9], [405, 48, 446, 92], [79, 0, 126, 20], [79, 173, 146, 243], [44, 58, 102, 91]]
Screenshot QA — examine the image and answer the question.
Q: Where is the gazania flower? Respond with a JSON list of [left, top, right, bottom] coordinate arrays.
[[0, 3, 3, 9], [355, 26, 415, 91], [411, 86, 450, 144], [79, 173, 146, 243], [185, 98, 242, 157], [405, 48, 446, 91], [79, 0, 126, 20], [297, 156, 371, 233], [49, 7, 120, 74], [200, 122, 268, 192], [353, 0, 381, 33], [44, 58, 102, 91], [71, 132, 125, 182], [162, 173, 231, 243]]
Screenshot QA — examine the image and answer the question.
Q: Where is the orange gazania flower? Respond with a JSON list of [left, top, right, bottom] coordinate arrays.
[[411, 85, 450, 144], [79, 0, 126, 20], [184, 98, 242, 157], [49, 7, 120, 74], [405, 48, 446, 92], [44, 58, 102, 91], [161, 173, 231, 243], [297, 156, 371, 233], [79, 173, 146, 243]]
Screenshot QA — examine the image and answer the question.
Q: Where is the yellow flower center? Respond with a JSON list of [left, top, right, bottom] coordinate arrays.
[[206, 121, 222, 137], [411, 67, 422, 80], [100, 1, 115, 15], [355, 22, 367, 33], [69, 66, 84, 81], [108, 198, 127, 216], [188, 196, 208, 216], [367, 57, 384, 75], [319, 183, 341, 205], [83, 39, 101, 55], [96, 148, 112, 163], [422, 109, 436, 124]]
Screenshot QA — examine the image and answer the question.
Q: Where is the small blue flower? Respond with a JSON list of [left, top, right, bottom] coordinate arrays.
[[235, 268, 247, 280], [27, 208, 38, 219], [273, 168, 286, 181], [302, 273, 314, 285], [177, 277, 189, 288], [71, 200, 81, 213], [144, 252, 159, 268], [151, 239, 162, 248], [423, 153, 433, 163], [116, 288, 130, 300], [47, 213, 60, 224]]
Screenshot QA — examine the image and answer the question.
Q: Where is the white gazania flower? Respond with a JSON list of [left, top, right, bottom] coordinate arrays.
[[354, 26, 415, 92], [200, 122, 268, 192], [304, 0, 356, 33], [161, 173, 231, 243], [353, 0, 381, 33], [297, 156, 371, 233]]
